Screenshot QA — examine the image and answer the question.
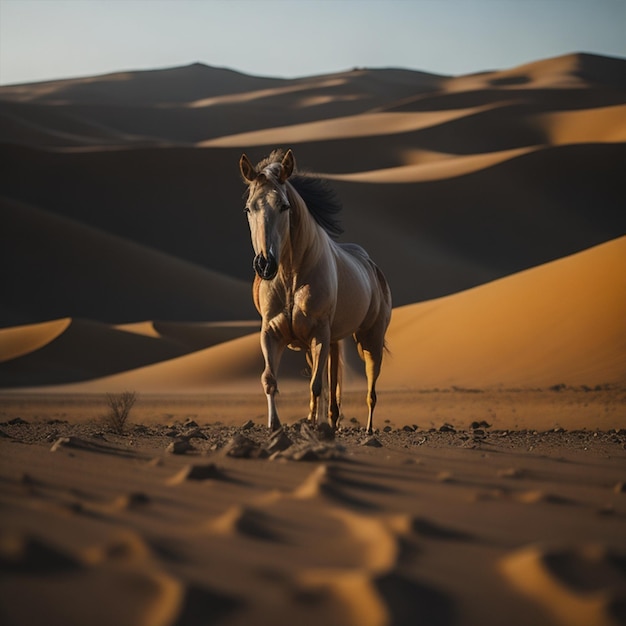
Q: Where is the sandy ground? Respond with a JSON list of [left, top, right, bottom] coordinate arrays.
[[1, 393, 626, 626]]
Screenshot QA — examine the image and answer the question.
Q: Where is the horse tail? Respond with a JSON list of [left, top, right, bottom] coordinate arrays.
[[374, 264, 393, 357]]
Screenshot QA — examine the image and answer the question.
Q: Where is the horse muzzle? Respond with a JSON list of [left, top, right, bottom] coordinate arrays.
[[253, 252, 278, 280]]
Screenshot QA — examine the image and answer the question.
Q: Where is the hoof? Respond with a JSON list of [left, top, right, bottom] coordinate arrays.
[[317, 422, 335, 441]]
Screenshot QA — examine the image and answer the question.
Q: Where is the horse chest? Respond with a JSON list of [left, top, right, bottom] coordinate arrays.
[[265, 282, 332, 349]]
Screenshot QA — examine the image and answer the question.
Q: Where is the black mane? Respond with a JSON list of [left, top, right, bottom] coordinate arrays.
[[290, 174, 344, 240]]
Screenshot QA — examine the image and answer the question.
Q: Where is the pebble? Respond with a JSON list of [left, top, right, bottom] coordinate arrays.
[[242, 419, 255, 430], [182, 427, 206, 440], [166, 439, 193, 455], [316, 423, 335, 441], [8, 417, 28, 425], [266, 428, 293, 454], [223, 434, 267, 459], [174, 463, 226, 481], [360, 436, 383, 448]]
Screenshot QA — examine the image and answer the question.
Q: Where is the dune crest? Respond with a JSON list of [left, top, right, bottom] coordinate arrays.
[[0, 318, 70, 362]]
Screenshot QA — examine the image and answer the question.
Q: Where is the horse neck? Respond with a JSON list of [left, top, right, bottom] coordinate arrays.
[[282, 183, 328, 276]]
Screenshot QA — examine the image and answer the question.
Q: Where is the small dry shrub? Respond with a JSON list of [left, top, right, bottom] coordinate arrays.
[[105, 391, 137, 434]]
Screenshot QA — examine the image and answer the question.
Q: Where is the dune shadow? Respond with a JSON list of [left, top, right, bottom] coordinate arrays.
[[375, 572, 456, 626], [489, 75, 531, 86], [207, 505, 288, 543], [166, 462, 247, 486], [409, 517, 475, 543], [502, 543, 626, 626], [293, 464, 382, 511], [0, 533, 81, 575], [172, 584, 242, 626]]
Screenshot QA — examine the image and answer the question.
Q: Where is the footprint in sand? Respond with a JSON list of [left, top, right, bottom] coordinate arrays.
[[501, 543, 626, 626]]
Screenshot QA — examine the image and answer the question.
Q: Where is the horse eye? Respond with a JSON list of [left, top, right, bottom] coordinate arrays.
[[280, 203, 290, 213]]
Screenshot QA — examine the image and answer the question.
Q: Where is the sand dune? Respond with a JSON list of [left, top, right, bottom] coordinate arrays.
[[0, 319, 264, 389], [13, 237, 623, 399], [4, 137, 618, 310], [0, 319, 71, 363], [0, 196, 255, 325], [445, 51, 626, 93], [0, 52, 624, 394], [35, 330, 315, 394], [534, 104, 626, 144], [1, 419, 624, 626], [323, 146, 537, 183], [383, 236, 626, 389], [0, 67, 445, 146], [1, 53, 624, 318], [0, 318, 191, 387], [199, 104, 505, 147], [0, 63, 287, 105], [116, 321, 260, 351]]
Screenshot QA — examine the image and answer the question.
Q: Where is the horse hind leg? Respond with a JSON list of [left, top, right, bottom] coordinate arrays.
[[307, 332, 330, 426], [355, 331, 384, 435], [328, 341, 341, 430]]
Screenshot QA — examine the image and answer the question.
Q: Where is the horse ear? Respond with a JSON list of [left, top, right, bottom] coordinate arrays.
[[280, 149, 295, 182], [239, 153, 257, 183]]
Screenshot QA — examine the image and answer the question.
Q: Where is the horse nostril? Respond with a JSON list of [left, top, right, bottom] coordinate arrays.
[[253, 253, 278, 280]]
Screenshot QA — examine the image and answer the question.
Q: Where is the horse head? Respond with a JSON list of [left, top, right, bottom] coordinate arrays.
[[240, 149, 295, 280]]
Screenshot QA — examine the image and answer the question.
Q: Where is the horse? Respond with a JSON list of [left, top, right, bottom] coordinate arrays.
[[239, 148, 392, 434]]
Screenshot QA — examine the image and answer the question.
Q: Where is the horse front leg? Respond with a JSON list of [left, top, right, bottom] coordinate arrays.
[[307, 329, 330, 426], [260, 327, 285, 431]]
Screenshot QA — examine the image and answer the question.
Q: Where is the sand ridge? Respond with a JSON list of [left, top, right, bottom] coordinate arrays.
[[1, 417, 625, 626]]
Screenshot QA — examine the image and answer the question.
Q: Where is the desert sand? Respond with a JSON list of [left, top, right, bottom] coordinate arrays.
[[1, 52, 626, 625]]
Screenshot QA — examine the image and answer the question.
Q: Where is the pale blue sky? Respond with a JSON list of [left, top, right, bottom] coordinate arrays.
[[1, 0, 624, 85]]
